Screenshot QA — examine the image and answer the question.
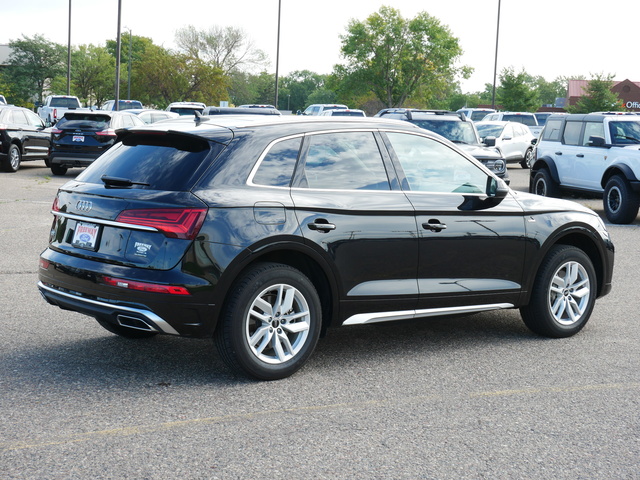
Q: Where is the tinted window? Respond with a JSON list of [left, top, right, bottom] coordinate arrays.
[[582, 122, 605, 146], [563, 121, 582, 146], [300, 132, 390, 190], [411, 119, 478, 144], [476, 124, 504, 138], [76, 133, 222, 191], [57, 114, 111, 130], [387, 132, 488, 194], [542, 119, 563, 141], [502, 114, 537, 127], [10, 110, 28, 125], [252, 137, 302, 187], [50, 97, 81, 108]]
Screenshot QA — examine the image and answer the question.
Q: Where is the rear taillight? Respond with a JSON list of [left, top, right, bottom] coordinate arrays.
[[51, 128, 63, 134], [52, 197, 60, 212], [96, 129, 116, 136], [115, 208, 207, 240], [102, 276, 190, 295]]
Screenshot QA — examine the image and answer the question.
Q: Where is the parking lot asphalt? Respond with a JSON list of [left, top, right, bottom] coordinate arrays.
[[1, 162, 639, 479]]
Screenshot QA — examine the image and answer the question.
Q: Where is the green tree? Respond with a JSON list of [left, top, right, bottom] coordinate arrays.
[[7, 34, 66, 104], [174, 25, 268, 75], [279, 70, 329, 112], [69, 44, 115, 107], [497, 67, 539, 111], [336, 6, 468, 107], [567, 73, 623, 113], [132, 44, 227, 108]]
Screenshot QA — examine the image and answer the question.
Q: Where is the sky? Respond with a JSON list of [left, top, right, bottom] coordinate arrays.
[[3, 0, 639, 94]]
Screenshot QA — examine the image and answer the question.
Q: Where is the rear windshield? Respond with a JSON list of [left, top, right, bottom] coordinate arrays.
[[50, 97, 81, 108], [75, 133, 224, 191], [170, 107, 204, 116], [502, 114, 537, 126], [118, 101, 143, 110], [330, 111, 364, 116], [57, 114, 111, 130]]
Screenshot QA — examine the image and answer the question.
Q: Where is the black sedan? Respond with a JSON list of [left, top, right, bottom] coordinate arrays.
[[0, 105, 50, 172], [38, 116, 614, 380], [48, 111, 145, 175]]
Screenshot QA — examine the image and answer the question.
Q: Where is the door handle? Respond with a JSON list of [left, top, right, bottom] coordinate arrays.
[[555, 152, 563, 155], [422, 219, 447, 232], [308, 219, 336, 233]]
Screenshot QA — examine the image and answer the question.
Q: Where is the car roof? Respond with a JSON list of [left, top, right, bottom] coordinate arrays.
[[124, 115, 424, 143]]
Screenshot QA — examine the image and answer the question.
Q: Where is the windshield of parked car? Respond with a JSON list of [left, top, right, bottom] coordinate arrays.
[[609, 121, 640, 145], [502, 114, 537, 127], [476, 123, 505, 138], [412, 119, 478, 144], [470, 111, 492, 121]]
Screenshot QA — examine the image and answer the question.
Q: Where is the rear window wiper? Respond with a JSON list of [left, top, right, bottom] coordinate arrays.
[[101, 175, 150, 188]]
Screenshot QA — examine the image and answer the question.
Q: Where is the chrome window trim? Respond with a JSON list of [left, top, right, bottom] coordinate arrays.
[[52, 211, 159, 232]]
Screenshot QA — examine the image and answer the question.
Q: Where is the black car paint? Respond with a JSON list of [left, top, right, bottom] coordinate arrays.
[[39, 117, 614, 340], [0, 105, 50, 170]]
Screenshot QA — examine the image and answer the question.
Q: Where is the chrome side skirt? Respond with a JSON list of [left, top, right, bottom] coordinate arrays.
[[343, 303, 514, 326]]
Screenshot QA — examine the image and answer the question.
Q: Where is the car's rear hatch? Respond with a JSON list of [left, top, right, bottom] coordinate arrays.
[[52, 113, 116, 156], [48, 130, 229, 270]]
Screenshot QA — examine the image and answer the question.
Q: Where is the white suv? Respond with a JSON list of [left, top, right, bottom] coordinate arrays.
[[481, 111, 542, 137], [531, 112, 640, 223], [301, 104, 348, 116]]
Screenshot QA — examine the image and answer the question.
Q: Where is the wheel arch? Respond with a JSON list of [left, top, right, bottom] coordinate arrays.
[[531, 156, 560, 183], [601, 164, 639, 189], [214, 241, 339, 338], [522, 227, 611, 304]]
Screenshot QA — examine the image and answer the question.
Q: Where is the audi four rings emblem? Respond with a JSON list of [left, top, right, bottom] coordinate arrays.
[[76, 201, 92, 212]]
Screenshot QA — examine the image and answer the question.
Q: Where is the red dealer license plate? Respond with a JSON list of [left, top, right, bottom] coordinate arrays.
[[71, 222, 100, 250]]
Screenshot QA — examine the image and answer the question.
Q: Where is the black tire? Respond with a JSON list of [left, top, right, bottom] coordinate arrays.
[[95, 316, 158, 339], [521, 147, 534, 169], [2, 144, 21, 172], [603, 175, 640, 224], [520, 245, 597, 338], [215, 262, 322, 380], [50, 164, 68, 176], [532, 168, 560, 198]]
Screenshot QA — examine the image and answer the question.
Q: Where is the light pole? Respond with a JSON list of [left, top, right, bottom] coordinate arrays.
[[274, 0, 281, 108], [67, 0, 71, 95], [491, 0, 501, 109], [126, 28, 132, 99], [114, 0, 122, 110]]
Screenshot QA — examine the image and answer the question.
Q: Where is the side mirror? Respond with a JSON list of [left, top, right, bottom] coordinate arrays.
[[484, 136, 496, 147], [531, 138, 538, 145], [588, 135, 607, 147], [458, 177, 508, 211]]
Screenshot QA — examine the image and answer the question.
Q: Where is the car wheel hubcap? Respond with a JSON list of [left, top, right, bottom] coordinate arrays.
[[245, 283, 311, 364], [10, 148, 19, 168], [548, 261, 590, 325], [607, 186, 621, 213], [535, 178, 546, 196]]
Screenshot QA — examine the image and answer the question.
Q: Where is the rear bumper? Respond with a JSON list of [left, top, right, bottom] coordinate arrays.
[[38, 281, 181, 335], [49, 153, 99, 167]]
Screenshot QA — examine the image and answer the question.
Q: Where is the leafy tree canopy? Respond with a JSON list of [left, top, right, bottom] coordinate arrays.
[[568, 73, 623, 113], [336, 6, 469, 108]]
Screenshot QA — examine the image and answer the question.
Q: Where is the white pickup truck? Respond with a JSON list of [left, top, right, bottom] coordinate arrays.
[[37, 95, 87, 125]]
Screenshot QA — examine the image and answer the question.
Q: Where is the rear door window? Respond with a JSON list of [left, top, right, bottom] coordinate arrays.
[[296, 132, 391, 190], [562, 121, 583, 146]]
